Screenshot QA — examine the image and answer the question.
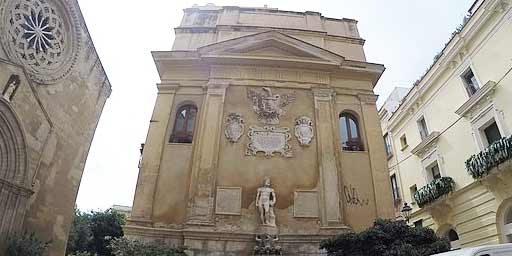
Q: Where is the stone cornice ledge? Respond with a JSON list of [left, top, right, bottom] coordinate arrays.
[[411, 131, 441, 158], [455, 80, 497, 117]]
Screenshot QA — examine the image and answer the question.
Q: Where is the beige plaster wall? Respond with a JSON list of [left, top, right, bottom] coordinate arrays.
[[152, 94, 204, 225], [139, 74, 393, 233]]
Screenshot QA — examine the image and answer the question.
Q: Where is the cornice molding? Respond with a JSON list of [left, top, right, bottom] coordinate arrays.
[[455, 80, 497, 118], [411, 131, 441, 158], [358, 94, 378, 105], [313, 88, 336, 99]]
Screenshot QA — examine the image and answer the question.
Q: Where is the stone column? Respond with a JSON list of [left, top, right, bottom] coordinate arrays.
[[186, 81, 228, 225], [358, 94, 394, 219], [130, 84, 177, 222], [313, 88, 343, 226]]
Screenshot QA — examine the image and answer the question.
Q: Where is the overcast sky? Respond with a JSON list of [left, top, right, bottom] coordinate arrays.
[[75, 0, 474, 211]]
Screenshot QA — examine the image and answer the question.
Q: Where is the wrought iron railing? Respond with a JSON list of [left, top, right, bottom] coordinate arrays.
[[414, 177, 455, 208], [465, 135, 512, 179]]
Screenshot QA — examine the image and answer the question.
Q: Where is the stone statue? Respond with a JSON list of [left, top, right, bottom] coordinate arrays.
[[2, 75, 20, 101], [256, 177, 276, 227]]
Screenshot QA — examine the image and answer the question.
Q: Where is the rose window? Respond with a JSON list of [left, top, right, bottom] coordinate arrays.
[[21, 8, 57, 54], [0, 0, 80, 84]]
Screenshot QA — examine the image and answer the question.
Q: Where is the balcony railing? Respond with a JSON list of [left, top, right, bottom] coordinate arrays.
[[414, 177, 455, 208], [465, 135, 512, 179]]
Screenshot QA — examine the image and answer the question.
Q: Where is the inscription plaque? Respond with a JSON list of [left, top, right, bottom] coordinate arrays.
[[294, 190, 320, 218], [215, 187, 242, 215], [246, 126, 292, 157]]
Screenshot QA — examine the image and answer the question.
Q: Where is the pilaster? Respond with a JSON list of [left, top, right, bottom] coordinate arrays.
[[131, 84, 178, 221], [358, 94, 394, 219], [313, 88, 343, 226], [186, 81, 228, 225]]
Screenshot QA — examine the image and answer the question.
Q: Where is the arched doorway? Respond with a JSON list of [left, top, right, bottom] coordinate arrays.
[[438, 225, 461, 250], [0, 97, 31, 239], [446, 229, 461, 249], [498, 198, 512, 243]]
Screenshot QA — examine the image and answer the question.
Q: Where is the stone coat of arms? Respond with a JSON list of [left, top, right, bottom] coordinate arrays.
[[294, 116, 314, 146], [224, 113, 244, 143], [247, 87, 295, 125]]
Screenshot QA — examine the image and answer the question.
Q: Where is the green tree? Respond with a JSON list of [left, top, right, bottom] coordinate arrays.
[[320, 219, 450, 256], [66, 208, 125, 256], [89, 209, 125, 256], [66, 208, 92, 254]]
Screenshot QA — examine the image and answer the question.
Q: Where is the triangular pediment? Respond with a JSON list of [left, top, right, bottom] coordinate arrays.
[[198, 31, 345, 65], [239, 45, 315, 58]]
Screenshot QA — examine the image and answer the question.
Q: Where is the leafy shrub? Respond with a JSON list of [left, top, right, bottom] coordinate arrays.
[[320, 219, 450, 256], [6, 233, 50, 256], [68, 252, 95, 256], [108, 237, 186, 256]]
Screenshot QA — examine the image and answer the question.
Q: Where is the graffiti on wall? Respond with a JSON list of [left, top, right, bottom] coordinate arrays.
[[344, 185, 369, 207]]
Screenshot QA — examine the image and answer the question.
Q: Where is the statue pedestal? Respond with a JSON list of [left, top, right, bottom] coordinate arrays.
[[257, 225, 278, 235], [254, 225, 282, 255]]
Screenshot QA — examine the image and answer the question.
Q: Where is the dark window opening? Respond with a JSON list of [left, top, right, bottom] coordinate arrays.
[[339, 112, 363, 151], [418, 117, 429, 140], [429, 163, 441, 180], [170, 104, 197, 143], [462, 68, 479, 96], [414, 219, 423, 228], [384, 133, 393, 157], [484, 122, 502, 146], [390, 174, 401, 201]]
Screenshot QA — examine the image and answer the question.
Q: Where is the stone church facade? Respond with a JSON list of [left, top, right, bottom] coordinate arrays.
[[126, 5, 393, 255], [0, 0, 110, 254]]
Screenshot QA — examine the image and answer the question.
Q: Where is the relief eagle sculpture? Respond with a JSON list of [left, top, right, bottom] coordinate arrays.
[[247, 87, 295, 125]]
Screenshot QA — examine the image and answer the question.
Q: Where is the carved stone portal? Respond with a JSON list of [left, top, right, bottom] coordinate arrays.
[[294, 116, 314, 146], [256, 177, 277, 227], [224, 113, 244, 143], [246, 126, 292, 157], [247, 87, 295, 125]]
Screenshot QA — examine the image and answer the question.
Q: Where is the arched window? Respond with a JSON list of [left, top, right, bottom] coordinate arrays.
[[170, 104, 197, 143], [339, 112, 363, 151], [447, 229, 459, 241]]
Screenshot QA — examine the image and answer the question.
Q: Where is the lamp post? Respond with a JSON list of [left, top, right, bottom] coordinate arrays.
[[401, 202, 412, 223]]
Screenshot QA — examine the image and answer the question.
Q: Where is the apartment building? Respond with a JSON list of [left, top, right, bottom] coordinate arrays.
[[380, 0, 512, 248]]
